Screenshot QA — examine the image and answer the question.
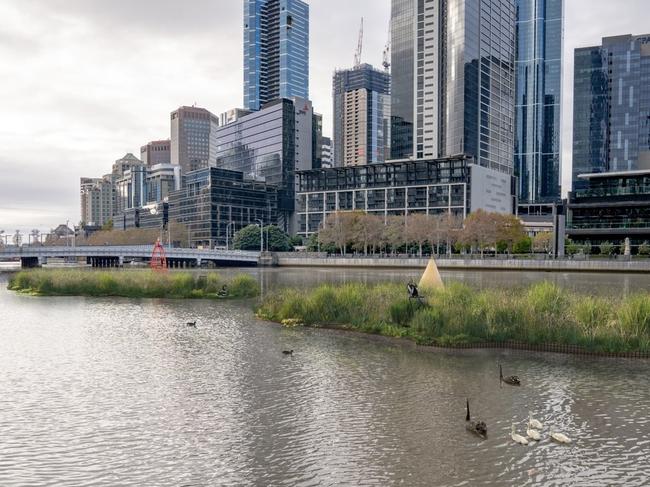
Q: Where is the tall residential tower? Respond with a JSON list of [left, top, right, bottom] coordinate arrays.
[[243, 0, 309, 111], [572, 34, 650, 187], [333, 64, 391, 166], [390, 0, 516, 175], [515, 0, 563, 203]]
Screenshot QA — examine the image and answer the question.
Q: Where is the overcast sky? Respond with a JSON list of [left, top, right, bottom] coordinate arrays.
[[0, 0, 648, 233]]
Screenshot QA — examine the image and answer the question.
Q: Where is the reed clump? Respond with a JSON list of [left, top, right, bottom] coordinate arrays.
[[8, 269, 260, 300], [257, 281, 650, 354]]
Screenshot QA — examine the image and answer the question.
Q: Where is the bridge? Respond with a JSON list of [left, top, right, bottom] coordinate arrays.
[[0, 245, 261, 268]]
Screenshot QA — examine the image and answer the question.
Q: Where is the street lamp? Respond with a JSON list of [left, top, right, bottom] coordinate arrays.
[[225, 222, 235, 250], [255, 219, 263, 253]]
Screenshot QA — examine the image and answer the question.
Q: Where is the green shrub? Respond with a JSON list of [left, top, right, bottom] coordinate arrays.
[[599, 241, 614, 256], [389, 299, 418, 326], [8, 270, 260, 300], [228, 274, 260, 298], [617, 294, 650, 338], [638, 242, 650, 256]]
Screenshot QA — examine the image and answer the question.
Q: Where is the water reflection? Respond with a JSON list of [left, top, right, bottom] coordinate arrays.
[[0, 272, 649, 486], [226, 266, 650, 297]]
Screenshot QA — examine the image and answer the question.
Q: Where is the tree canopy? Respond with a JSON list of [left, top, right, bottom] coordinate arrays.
[[233, 225, 291, 252]]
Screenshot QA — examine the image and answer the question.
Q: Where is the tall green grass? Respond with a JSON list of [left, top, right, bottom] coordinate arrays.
[[256, 281, 650, 354], [8, 270, 260, 299]]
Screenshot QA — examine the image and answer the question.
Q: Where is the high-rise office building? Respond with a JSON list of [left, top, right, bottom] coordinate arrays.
[[170, 106, 220, 174], [515, 0, 563, 203], [572, 34, 650, 188], [244, 0, 309, 111], [333, 64, 391, 166], [390, 0, 516, 176], [140, 140, 171, 167], [213, 97, 315, 231]]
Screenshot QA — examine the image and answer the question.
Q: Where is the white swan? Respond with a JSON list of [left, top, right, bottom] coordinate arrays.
[[526, 427, 541, 441], [511, 424, 529, 445], [550, 430, 571, 444], [528, 412, 543, 430]]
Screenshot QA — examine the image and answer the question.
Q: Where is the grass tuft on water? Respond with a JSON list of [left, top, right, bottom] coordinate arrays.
[[8, 269, 260, 300], [256, 281, 650, 354]]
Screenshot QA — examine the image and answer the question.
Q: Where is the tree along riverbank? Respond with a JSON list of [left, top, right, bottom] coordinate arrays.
[[8, 270, 260, 299], [256, 282, 650, 355]]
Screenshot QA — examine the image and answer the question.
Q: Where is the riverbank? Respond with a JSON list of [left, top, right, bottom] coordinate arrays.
[[274, 254, 650, 273], [256, 281, 650, 356], [8, 269, 260, 299]]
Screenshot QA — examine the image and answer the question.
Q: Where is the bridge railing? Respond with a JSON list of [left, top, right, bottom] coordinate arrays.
[[0, 245, 260, 260]]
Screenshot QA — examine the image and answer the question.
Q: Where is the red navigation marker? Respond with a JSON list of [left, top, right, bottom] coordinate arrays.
[[150, 239, 167, 272]]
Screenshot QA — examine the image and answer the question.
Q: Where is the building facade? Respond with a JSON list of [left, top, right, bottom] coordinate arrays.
[[140, 140, 171, 167], [80, 176, 114, 227], [296, 156, 514, 238], [321, 137, 332, 168], [572, 34, 650, 188], [390, 0, 516, 176], [515, 0, 563, 204], [219, 108, 252, 127], [115, 164, 182, 217], [244, 0, 309, 111], [213, 97, 315, 229], [333, 64, 391, 167], [170, 106, 220, 174], [168, 168, 279, 248], [567, 169, 650, 250]]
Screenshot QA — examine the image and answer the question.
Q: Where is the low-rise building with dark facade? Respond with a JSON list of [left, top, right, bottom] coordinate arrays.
[[295, 155, 516, 238], [168, 167, 279, 248], [567, 170, 650, 250]]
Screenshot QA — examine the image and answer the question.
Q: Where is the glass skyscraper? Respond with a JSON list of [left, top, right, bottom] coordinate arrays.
[[515, 0, 563, 203], [572, 34, 650, 188], [390, 0, 516, 176], [333, 64, 391, 166], [213, 98, 316, 230], [243, 0, 309, 111], [390, 0, 415, 160]]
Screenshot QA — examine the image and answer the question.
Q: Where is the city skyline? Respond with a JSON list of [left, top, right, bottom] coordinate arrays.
[[0, 0, 648, 232]]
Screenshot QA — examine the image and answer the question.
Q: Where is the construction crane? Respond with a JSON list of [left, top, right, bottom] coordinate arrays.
[[382, 21, 391, 71], [354, 17, 364, 67]]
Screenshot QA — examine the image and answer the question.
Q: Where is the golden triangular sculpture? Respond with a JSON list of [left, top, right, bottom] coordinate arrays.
[[419, 257, 444, 290]]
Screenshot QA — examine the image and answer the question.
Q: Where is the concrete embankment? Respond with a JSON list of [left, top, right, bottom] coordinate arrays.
[[275, 254, 650, 273]]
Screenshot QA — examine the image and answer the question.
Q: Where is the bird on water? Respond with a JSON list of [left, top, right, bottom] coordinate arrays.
[[500, 364, 521, 387], [465, 399, 487, 439], [528, 412, 543, 430], [282, 350, 294, 356], [511, 424, 529, 445], [550, 429, 572, 444], [187, 321, 197, 328]]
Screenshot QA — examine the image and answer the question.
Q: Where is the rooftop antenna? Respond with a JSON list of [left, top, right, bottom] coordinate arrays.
[[354, 17, 364, 67], [382, 20, 391, 71]]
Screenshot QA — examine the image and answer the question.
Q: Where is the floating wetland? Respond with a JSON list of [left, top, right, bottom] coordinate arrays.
[[8, 269, 260, 299], [256, 281, 650, 357]]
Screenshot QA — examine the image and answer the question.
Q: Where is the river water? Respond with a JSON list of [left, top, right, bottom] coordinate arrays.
[[1, 269, 649, 486]]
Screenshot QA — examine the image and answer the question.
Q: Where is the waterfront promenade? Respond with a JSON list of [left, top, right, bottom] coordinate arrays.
[[274, 253, 650, 273]]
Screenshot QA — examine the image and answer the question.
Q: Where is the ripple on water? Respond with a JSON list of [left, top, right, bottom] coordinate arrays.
[[0, 275, 649, 486]]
